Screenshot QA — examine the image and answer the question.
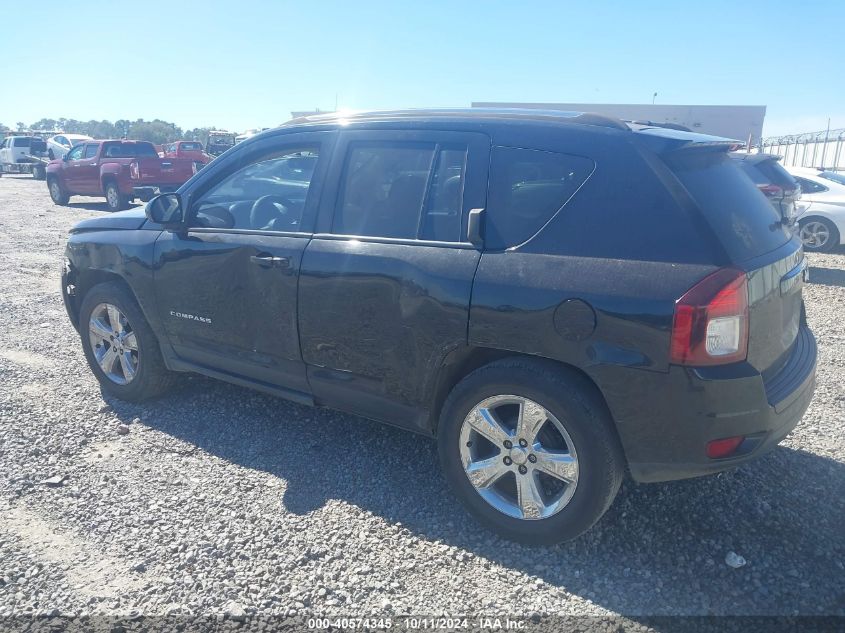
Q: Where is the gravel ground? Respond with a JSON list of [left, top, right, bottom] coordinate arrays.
[[0, 175, 843, 627]]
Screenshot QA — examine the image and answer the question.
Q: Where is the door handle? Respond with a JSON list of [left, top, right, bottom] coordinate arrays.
[[250, 254, 291, 269]]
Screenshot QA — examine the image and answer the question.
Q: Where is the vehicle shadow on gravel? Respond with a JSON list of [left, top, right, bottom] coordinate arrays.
[[809, 265, 845, 288], [106, 378, 845, 616]]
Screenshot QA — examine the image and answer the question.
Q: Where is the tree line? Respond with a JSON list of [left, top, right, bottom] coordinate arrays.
[[0, 118, 222, 145]]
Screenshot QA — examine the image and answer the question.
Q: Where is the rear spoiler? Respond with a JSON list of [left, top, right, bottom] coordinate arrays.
[[630, 124, 743, 154]]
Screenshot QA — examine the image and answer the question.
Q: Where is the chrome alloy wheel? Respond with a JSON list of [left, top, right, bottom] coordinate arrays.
[[88, 303, 138, 385], [800, 221, 830, 249], [459, 395, 579, 520], [49, 181, 62, 200]]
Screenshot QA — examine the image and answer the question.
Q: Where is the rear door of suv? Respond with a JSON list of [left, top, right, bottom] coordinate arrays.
[[298, 128, 490, 430]]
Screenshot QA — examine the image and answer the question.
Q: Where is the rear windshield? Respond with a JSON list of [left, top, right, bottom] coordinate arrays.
[[668, 150, 791, 262], [180, 142, 203, 151], [739, 157, 797, 189], [101, 142, 158, 158]]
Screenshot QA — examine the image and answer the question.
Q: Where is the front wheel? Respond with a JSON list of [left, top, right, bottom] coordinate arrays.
[[799, 217, 839, 253], [438, 358, 624, 544], [79, 282, 175, 401], [105, 181, 128, 212], [48, 177, 69, 205]]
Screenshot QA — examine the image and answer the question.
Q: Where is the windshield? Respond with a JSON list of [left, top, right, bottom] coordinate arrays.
[[819, 171, 845, 185]]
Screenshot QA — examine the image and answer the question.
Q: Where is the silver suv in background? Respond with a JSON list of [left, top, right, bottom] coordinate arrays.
[[731, 152, 801, 230]]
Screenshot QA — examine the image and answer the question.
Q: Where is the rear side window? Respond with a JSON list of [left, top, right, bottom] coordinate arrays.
[[13, 137, 32, 148], [794, 177, 827, 194], [820, 171, 845, 186], [485, 147, 594, 250], [102, 142, 158, 158], [669, 151, 791, 262], [334, 142, 466, 242]]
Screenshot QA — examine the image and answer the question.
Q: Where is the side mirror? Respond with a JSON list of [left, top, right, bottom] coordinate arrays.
[[145, 192, 185, 228]]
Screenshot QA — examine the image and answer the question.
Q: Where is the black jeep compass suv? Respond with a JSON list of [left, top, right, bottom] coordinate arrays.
[[61, 109, 816, 544]]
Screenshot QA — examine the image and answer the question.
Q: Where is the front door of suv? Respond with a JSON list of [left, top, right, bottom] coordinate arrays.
[[152, 131, 334, 394], [298, 129, 490, 430]]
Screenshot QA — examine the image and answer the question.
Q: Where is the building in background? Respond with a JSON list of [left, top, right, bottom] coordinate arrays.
[[472, 102, 767, 145]]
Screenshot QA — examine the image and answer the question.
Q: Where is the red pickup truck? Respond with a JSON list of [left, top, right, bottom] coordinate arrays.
[[46, 140, 196, 211], [160, 141, 212, 165]]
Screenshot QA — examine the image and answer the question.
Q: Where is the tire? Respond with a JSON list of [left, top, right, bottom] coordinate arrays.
[[799, 217, 839, 253], [79, 281, 175, 402], [105, 180, 128, 212], [47, 177, 69, 205], [48, 149, 55, 160], [438, 358, 624, 544], [33, 166, 46, 181]]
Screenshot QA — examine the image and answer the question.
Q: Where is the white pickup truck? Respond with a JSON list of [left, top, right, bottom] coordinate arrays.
[[0, 136, 49, 179]]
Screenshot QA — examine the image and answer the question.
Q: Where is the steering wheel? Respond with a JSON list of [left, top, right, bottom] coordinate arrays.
[[249, 195, 296, 230]]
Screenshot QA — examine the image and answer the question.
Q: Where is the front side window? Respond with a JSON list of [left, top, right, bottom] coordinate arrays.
[[192, 147, 319, 232], [334, 142, 468, 241], [66, 145, 85, 161], [485, 147, 594, 250], [83, 144, 99, 159]]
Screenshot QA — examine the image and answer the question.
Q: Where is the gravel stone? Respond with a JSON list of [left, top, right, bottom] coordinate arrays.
[[0, 177, 843, 620], [725, 551, 747, 569]]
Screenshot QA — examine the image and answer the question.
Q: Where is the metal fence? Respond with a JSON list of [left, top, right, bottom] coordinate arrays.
[[760, 128, 845, 170]]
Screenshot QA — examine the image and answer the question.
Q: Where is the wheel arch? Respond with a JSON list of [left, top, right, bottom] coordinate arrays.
[[428, 346, 617, 438], [70, 269, 133, 324]]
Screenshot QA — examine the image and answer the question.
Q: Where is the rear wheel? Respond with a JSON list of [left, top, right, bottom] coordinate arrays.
[[79, 282, 175, 401], [48, 177, 69, 205], [799, 217, 839, 253], [33, 166, 46, 181], [438, 358, 624, 544], [105, 181, 128, 212]]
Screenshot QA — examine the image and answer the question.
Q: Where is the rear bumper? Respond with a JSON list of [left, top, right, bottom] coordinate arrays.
[[592, 325, 817, 483], [131, 184, 180, 201]]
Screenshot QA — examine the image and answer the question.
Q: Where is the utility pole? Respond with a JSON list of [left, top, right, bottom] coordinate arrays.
[[820, 117, 831, 168], [652, 92, 657, 105]]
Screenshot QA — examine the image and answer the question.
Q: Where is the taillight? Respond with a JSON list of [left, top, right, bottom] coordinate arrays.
[[670, 268, 749, 366], [129, 161, 140, 179], [756, 183, 782, 197]]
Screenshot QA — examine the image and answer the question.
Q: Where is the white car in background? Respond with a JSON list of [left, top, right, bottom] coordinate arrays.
[[46, 134, 93, 160], [787, 166, 845, 252]]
